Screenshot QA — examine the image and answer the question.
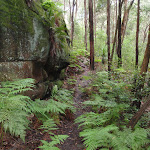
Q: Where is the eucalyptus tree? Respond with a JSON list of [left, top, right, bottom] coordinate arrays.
[[135, 0, 140, 68], [107, 0, 111, 75], [84, 0, 88, 51], [89, 0, 95, 70], [117, 0, 122, 67]]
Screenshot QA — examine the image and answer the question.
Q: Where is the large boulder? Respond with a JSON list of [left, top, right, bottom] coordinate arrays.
[[0, 0, 69, 98]]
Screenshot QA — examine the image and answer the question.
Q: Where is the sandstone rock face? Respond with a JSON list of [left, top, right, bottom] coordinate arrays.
[[0, 0, 69, 98]]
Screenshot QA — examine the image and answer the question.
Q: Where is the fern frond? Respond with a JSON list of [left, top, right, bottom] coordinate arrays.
[[39, 118, 58, 135], [80, 125, 118, 150], [32, 99, 72, 115], [0, 78, 35, 141], [75, 112, 109, 128], [83, 95, 117, 108], [39, 135, 69, 150], [112, 128, 150, 150]]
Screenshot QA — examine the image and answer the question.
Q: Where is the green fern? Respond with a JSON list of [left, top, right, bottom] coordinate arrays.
[[79, 125, 149, 150], [80, 125, 118, 150], [76, 71, 149, 150], [39, 135, 69, 150], [112, 128, 150, 150], [75, 112, 109, 128], [39, 119, 58, 135], [0, 78, 35, 142]]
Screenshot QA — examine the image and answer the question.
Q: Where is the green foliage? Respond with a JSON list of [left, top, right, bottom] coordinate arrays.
[[42, 0, 61, 27], [79, 125, 149, 150], [39, 119, 58, 135], [0, 78, 35, 142], [31, 86, 75, 122], [36, 86, 72, 149], [39, 135, 69, 150], [70, 48, 89, 57], [31, 86, 74, 149], [67, 78, 77, 85], [82, 75, 92, 81], [42, 0, 69, 54], [0, 79, 74, 147], [76, 71, 149, 150]]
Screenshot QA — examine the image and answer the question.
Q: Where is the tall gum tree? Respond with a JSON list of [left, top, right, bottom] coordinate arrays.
[[135, 0, 140, 68], [89, 0, 94, 70], [117, 0, 122, 67], [84, 0, 88, 51], [107, 0, 111, 75], [70, 0, 76, 46]]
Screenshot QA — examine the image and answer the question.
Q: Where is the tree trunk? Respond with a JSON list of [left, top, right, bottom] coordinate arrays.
[[94, 0, 96, 43], [112, 1, 116, 43], [143, 25, 149, 43], [121, 0, 134, 43], [107, 0, 111, 75], [117, 0, 122, 67], [140, 25, 150, 75], [69, 0, 71, 22], [128, 26, 150, 128], [70, 0, 75, 46], [135, 0, 140, 68], [110, 0, 124, 62], [84, 0, 88, 51], [89, 0, 94, 70], [127, 95, 150, 129], [110, 18, 118, 62], [111, 0, 134, 62], [75, 0, 78, 17]]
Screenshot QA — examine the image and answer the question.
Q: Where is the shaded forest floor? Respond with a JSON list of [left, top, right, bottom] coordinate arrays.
[[0, 56, 100, 150], [1, 55, 149, 150]]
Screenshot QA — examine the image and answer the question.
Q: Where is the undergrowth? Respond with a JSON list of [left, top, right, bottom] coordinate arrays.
[[0, 79, 75, 149], [0, 78, 35, 142], [75, 71, 150, 150]]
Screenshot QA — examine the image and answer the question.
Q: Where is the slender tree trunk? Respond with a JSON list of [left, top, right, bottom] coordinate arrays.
[[111, 0, 134, 62], [117, 0, 122, 67], [121, 0, 134, 43], [107, 0, 111, 75], [69, 0, 72, 22], [94, 0, 96, 43], [89, 0, 94, 70], [112, 1, 116, 43], [115, 0, 118, 58], [128, 25, 150, 129], [75, 0, 78, 16], [84, 0, 88, 51], [140, 25, 150, 75], [135, 0, 140, 68], [110, 18, 118, 62], [143, 25, 149, 43], [127, 95, 150, 129], [71, 0, 75, 46]]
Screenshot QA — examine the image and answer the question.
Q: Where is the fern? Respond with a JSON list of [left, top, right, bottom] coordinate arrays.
[[75, 112, 109, 128], [39, 135, 69, 150], [0, 78, 35, 142], [112, 128, 150, 150], [39, 119, 58, 135], [32, 98, 74, 115], [79, 125, 149, 150], [76, 71, 149, 150], [80, 125, 118, 150]]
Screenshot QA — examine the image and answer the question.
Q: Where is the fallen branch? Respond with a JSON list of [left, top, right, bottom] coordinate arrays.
[[127, 95, 150, 129]]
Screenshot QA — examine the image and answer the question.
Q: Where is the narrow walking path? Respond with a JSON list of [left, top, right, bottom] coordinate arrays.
[[57, 58, 92, 150]]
